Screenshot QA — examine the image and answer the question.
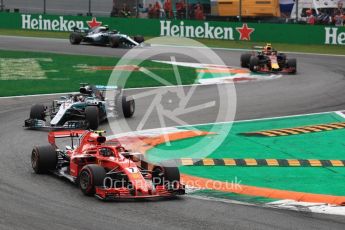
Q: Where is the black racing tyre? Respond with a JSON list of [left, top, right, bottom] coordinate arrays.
[[31, 145, 57, 174], [69, 32, 83, 45], [109, 36, 120, 48], [287, 58, 297, 74], [152, 166, 180, 190], [240, 53, 252, 68], [122, 96, 135, 118], [134, 35, 144, 44], [30, 104, 46, 120], [249, 56, 259, 72], [79, 164, 106, 196], [85, 106, 99, 130]]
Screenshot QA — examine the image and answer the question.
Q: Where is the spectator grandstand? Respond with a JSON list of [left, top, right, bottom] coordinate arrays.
[[1, 0, 344, 25]]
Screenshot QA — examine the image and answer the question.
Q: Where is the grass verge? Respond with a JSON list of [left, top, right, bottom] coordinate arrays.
[[0, 49, 196, 97]]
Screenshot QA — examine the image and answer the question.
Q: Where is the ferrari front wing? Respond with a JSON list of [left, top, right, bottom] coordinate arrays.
[[95, 185, 186, 200]]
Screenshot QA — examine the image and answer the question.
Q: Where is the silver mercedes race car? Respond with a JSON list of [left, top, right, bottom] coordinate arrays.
[[69, 25, 145, 48], [24, 84, 135, 130]]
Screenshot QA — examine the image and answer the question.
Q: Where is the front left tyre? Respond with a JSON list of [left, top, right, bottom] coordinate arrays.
[[122, 96, 135, 118], [79, 164, 106, 196], [249, 56, 259, 72], [287, 58, 297, 74], [31, 145, 57, 174], [134, 35, 145, 44], [109, 36, 120, 48], [152, 166, 181, 191]]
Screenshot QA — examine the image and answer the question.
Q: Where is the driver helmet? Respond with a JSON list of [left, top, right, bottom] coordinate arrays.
[[100, 148, 114, 157], [78, 95, 84, 102], [263, 43, 272, 54], [116, 146, 126, 153]]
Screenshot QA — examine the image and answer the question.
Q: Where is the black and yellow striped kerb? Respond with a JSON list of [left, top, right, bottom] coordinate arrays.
[[172, 158, 345, 167], [241, 122, 345, 137]]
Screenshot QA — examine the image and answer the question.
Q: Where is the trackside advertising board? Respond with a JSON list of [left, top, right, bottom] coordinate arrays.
[[0, 12, 344, 45]]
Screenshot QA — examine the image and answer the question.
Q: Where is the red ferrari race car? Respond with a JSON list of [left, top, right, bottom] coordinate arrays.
[[241, 43, 297, 74], [31, 130, 185, 200]]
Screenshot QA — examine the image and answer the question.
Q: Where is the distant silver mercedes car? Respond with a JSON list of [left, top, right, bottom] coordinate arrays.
[[69, 26, 145, 48]]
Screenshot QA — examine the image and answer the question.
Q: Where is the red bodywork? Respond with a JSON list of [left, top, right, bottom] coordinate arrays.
[[48, 130, 185, 200]]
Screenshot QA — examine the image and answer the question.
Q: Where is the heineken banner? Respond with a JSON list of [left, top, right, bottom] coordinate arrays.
[[0, 12, 344, 45]]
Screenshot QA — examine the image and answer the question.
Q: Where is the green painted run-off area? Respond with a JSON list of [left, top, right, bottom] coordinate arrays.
[[148, 112, 345, 200]]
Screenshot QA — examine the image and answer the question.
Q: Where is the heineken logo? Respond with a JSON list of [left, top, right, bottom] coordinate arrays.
[[160, 21, 255, 41], [325, 27, 345, 45], [21, 14, 103, 31]]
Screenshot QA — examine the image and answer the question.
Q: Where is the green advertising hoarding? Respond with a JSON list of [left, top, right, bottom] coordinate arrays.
[[0, 12, 344, 45]]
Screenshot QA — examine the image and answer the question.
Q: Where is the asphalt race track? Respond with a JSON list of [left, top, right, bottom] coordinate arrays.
[[1, 36, 345, 229]]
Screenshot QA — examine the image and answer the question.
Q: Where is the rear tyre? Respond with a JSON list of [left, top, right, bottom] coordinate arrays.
[[249, 56, 259, 72], [109, 36, 120, 48], [31, 145, 57, 174], [134, 35, 144, 44], [240, 53, 251, 68], [122, 96, 135, 118], [30, 104, 46, 120], [152, 166, 181, 190], [85, 106, 99, 130], [287, 58, 297, 74], [79, 164, 106, 196], [69, 32, 83, 45]]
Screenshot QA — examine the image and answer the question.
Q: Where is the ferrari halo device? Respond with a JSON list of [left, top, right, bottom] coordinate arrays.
[[24, 84, 135, 130], [31, 130, 185, 200], [240, 43, 297, 74], [69, 25, 145, 48]]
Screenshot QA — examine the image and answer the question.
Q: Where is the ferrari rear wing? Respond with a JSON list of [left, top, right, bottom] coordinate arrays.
[[48, 130, 86, 145]]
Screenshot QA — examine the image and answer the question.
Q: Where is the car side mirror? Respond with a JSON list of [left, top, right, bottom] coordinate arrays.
[[130, 153, 144, 162], [122, 152, 130, 158]]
